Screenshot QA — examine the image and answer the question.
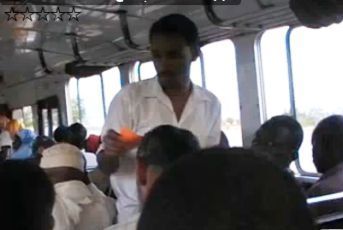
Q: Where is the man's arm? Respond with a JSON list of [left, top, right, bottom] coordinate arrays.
[[207, 100, 222, 147], [97, 149, 119, 176], [97, 88, 131, 175]]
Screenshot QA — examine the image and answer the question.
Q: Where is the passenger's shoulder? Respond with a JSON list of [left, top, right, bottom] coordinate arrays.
[[194, 85, 220, 105], [118, 78, 156, 98]]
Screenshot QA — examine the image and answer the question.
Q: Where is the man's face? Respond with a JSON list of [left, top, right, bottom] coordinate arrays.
[[150, 33, 197, 90]]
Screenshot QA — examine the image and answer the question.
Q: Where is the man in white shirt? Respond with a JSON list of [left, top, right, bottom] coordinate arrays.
[[97, 14, 221, 223], [40, 143, 116, 230], [105, 125, 201, 230]]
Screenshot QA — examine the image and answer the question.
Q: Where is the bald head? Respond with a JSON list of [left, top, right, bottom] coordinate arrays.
[[252, 115, 303, 168]]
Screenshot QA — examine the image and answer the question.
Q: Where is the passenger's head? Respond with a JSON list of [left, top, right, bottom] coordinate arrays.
[[68, 122, 87, 149], [53, 125, 71, 143], [149, 14, 199, 90], [40, 143, 88, 184], [136, 125, 200, 202], [138, 147, 315, 230], [252, 115, 303, 169], [0, 160, 55, 230], [312, 115, 343, 173], [6, 119, 24, 139]]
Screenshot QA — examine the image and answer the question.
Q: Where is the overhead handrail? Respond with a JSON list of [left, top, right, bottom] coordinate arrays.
[[202, 0, 261, 31], [68, 33, 84, 63], [117, 9, 148, 50], [37, 48, 53, 74]]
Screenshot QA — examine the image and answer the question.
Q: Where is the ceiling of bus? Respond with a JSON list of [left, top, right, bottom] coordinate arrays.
[[0, 0, 299, 88]]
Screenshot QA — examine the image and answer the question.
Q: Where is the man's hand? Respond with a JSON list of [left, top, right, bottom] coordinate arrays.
[[103, 129, 142, 157]]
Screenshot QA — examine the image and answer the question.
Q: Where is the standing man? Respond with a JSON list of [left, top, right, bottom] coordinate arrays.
[[97, 14, 221, 223]]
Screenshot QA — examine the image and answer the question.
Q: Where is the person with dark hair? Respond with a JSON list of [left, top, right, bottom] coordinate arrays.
[[138, 147, 315, 230], [0, 160, 55, 230], [251, 115, 303, 170], [308, 115, 343, 198], [53, 125, 72, 143], [68, 122, 87, 149], [98, 14, 221, 222], [105, 125, 200, 230]]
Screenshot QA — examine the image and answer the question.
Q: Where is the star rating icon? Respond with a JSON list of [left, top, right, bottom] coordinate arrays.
[[4, 6, 82, 22], [22, 7, 33, 21], [5, 7, 17, 21]]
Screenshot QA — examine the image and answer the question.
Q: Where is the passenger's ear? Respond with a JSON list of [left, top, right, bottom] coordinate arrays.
[[137, 159, 147, 186]]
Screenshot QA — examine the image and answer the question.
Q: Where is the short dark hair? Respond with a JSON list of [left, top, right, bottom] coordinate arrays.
[[149, 14, 199, 48], [138, 147, 315, 230], [53, 125, 71, 143], [252, 115, 304, 169], [254, 115, 303, 151], [312, 115, 343, 173], [137, 125, 200, 169], [68, 123, 87, 149], [0, 160, 55, 230]]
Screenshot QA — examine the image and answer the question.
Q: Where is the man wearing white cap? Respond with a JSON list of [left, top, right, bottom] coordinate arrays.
[[40, 143, 116, 230]]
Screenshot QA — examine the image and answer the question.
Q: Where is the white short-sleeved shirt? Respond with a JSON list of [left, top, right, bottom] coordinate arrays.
[[100, 77, 221, 223], [0, 130, 12, 148]]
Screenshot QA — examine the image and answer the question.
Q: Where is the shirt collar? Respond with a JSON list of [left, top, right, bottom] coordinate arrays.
[[143, 77, 211, 102]]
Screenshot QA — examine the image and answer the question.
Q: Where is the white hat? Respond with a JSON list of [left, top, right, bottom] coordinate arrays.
[[40, 143, 85, 172]]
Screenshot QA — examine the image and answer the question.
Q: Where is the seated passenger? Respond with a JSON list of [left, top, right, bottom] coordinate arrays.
[[10, 129, 37, 160], [105, 125, 200, 230], [251, 115, 303, 171], [40, 143, 116, 230], [308, 115, 343, 197], [138, 148, 315, 230], [0, 160, 55, 230], [53, 125, 72, 143]]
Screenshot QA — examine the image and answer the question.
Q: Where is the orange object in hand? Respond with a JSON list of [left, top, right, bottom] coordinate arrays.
[[119, 128, 143, 146]]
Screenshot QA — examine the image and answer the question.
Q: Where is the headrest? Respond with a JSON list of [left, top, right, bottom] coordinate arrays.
[[40, 143, 85, 172]]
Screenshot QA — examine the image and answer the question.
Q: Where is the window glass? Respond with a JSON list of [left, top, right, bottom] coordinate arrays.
[[139, 61, 156, 80], [22, 106, 34, 131], [260, 26, 291, 119], [102, 67, 121, 113], [69, 78, 81, 123], [291, 23, 343, 173], [201, 40, 242, 147], [78, 75, 104, 135]]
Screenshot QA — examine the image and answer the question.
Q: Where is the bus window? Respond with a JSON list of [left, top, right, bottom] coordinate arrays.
[[291, 23, 343, 173], [23, 106, 34, 131], [260, 26, 291, 119], [78, 75, 105, 135], [102, 67, 121, 113], [69, 78, 81, 123], [201, 40, 242, 147], [190, 57, 203, 87], [139, 61, 156, 80]]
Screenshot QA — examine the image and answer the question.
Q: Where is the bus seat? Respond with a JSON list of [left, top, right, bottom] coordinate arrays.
[[307, 191, 343, 228]]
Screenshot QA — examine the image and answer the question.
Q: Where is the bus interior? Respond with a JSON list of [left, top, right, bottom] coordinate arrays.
[[1, 0, 343, 228]]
